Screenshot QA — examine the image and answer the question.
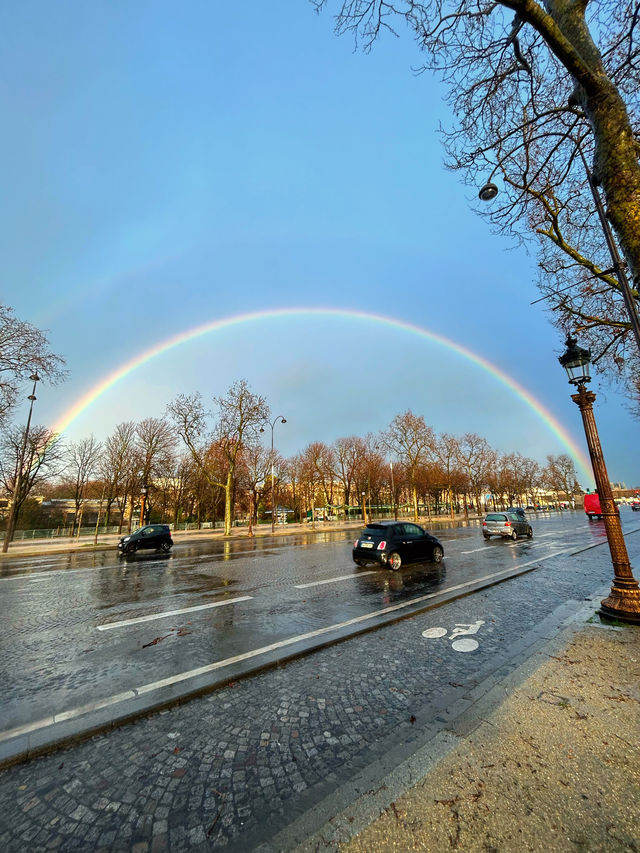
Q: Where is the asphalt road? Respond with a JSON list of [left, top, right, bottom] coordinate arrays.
[[1, 510, 630, 739], [1, 510, 638, 852]]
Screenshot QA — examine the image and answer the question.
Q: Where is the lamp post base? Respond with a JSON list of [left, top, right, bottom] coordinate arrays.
[[599, 586, 640, 625]]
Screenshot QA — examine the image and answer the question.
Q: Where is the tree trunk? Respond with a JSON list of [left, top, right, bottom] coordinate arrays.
[[224, 466, 234, 536], [547, 0, 640, 292]]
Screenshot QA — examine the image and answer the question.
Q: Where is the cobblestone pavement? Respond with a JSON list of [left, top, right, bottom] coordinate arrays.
[[0, 533, 637, 852]]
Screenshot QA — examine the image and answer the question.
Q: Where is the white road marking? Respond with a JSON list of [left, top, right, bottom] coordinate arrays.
[[451, 638, 479, 652], [96, 596, 254, 631], [0, 566, 98, 582], [422, 626, 447, 638], [295, 571, 378, 589], [1, 548, 572, 745]]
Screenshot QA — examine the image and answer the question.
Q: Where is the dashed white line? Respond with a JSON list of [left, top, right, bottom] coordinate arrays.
[[96, 596, 253, 631]]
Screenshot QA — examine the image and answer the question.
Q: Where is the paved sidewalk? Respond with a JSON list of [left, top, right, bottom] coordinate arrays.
[[297, 619, 640, 853]]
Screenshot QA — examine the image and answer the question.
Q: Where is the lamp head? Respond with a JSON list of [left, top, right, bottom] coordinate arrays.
[[478, 182, 499, 202], [559, 336, 591, 385]]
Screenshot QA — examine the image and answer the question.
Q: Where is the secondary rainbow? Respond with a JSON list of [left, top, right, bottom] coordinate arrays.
[[53, 307, 593, 483]]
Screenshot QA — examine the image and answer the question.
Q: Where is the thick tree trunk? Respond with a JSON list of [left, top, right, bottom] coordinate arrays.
[[546, 0, 640, 291]]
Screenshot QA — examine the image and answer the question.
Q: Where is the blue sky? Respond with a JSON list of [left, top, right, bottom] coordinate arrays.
[[2, 1, 637, 487]]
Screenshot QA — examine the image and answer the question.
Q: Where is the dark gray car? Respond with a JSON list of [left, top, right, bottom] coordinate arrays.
[[118, 524, 173, 555], [482, 512, 533, 540]]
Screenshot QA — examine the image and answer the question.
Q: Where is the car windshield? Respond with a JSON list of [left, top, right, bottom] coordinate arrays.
[[486, 514, 507, 522]]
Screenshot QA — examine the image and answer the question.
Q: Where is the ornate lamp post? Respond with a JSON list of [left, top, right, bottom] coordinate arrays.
[[2, 372, 39, 553], [260, 416, 286, 534], [559, 337, 640, 623]]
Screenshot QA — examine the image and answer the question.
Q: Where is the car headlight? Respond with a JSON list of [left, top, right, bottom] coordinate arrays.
[[122, 536, 130, 542]]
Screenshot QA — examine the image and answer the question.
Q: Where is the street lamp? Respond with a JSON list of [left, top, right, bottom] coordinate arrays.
[[260, 416, 286, 534], [139, 481, 149, 527], [361, 491, 367, 525], [559, 336, 640, 623], [2, 373, 39, 553]]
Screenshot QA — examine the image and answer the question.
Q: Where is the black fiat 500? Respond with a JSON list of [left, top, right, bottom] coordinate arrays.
[[352, 521, 444, 570], [118, 524, 173, 555]]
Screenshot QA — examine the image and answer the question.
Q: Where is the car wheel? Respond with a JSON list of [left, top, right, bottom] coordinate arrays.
[[387, 552, 402, 571], [354, 558, 367, 567], [527, 527, 533, 539], [431, 545, 444, 564], [510, 529, 518, 541], [126, 543, 137, 554], [587, 514, 594, 520], [161, 541, 172, 552], [483, 533, 491, 540]]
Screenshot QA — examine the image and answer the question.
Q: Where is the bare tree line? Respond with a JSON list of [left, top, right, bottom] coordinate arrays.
[[1, 379, 581, 541]]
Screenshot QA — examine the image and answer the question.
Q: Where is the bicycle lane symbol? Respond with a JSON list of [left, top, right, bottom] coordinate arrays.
[[422, 620, 485, 652]]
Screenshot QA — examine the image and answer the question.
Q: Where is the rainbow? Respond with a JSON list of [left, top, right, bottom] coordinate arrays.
[[52, 307, 593, 483]]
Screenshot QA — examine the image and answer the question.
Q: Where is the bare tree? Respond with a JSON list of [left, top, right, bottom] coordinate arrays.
[[315, 2, 640, 404], [333, 435, 365, 511], [432, 433, 463, 520], [167, 380, 269, 536], [134, 417, 176, 523], [543, 452, 581, 502], [383, 411, 435, 521], [65, 435, 102, 535], [237, 442, 274, 534], [0, 303, 67, 424], [99, 421, 137, 530], [0, 425, 65, 545], [456, 433, 497, 514]]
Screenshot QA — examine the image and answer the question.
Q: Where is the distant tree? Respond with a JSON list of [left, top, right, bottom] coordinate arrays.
[[305, 441, 338, 508], [0, 303, 67, 423], [65, 435, 102, 535], [543, 453, 581, 501], [134, 417, 176, 523], [298, 444, 323, 527], [432, 433, 464, 520], [167, 380, 269, 535], [284, 454, 304, 522], [353, 435, 386, 518], [456, 433, 497, 514], [333, 435, 365, 510], [237, 442, 274, 534], [383, 412, 435, 521], [99, 422, 137, 530]]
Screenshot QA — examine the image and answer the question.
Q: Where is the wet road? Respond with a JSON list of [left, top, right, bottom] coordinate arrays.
[[1, 511, 633, 733]]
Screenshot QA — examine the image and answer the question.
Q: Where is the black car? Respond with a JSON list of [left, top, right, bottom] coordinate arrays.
[[118, 524, 173, 555], [505, 506, 527, 520], [352, 521, 444, 570]]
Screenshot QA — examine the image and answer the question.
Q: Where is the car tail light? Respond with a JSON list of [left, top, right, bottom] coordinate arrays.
[[482, 521, 487, 526], [504, 521, 511, 527], [377, 540, 386, 550], [354, 539, 359, 547]]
